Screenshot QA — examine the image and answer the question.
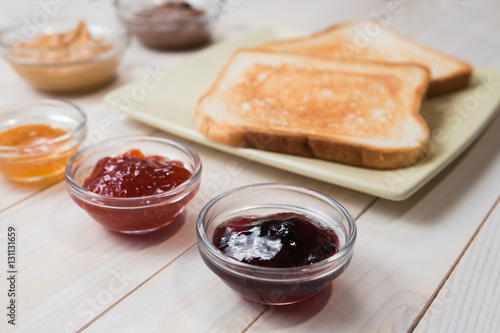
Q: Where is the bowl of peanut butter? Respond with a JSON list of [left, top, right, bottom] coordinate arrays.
[[0, 21, 129, 93]]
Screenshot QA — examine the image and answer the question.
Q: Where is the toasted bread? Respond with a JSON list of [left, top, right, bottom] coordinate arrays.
[[256, 21, 471, 97], [195, 50, 431, 169]]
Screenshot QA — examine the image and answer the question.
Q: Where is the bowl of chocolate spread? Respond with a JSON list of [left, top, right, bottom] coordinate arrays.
[[115, 0, 220, 50]]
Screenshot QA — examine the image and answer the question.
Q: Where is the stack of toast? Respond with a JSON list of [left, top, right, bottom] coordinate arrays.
[[195, 21, 473, 169]]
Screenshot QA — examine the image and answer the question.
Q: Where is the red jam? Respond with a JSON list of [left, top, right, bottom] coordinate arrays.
[[75, 149, 198, 233], [213, 212, 339, 268], [83, 149, 192, 197]]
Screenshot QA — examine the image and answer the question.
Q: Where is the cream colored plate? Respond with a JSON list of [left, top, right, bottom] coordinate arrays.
[[104, 27, 500, 200]]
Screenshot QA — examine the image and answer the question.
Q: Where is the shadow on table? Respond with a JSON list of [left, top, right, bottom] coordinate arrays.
[[50, 202, 189, 252], [106, 210, 188, 249], [263, 278, 356, 328]]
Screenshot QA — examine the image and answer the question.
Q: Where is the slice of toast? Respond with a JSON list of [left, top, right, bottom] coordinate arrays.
[[195, 50, 431, 169], [256, 21, 471, 97]]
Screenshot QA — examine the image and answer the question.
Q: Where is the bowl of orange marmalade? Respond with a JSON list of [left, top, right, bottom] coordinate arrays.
[[64, 136, 202, 234], [0, 99, 86, 184]]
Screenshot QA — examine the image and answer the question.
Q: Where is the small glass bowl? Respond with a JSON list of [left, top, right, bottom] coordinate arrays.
[[65, 135, 202, 234], [0, 21, 129, 93], [115, 0, 220, 50], [196, 183, 357, 305], [0, 99, 86, 184]]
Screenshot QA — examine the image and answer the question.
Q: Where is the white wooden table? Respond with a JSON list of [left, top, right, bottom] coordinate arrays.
[[1, 1, 499, 332]]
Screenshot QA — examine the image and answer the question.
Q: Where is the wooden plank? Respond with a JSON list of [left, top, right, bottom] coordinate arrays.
[[81, 108, 499, 332], [77, 197, 372, 332], [83, 247, 268, 333], [243, 103, 500, 332], [0, 130, 373, 332], [0, 1, 498, 332], [83, 107, 500, 331], [0, 181, 47, 213], [414, 198, 500, 333]]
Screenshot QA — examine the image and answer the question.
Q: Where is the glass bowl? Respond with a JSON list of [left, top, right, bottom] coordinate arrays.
[[0, 99, 86, 184], [65, 135, 202, 234], [196, 183, 357, 305], [0, 20, 130, 93], [115, 0, 221, 50]]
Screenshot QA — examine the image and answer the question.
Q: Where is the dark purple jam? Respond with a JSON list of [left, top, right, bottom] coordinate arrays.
[[213, 212, 339, 268]]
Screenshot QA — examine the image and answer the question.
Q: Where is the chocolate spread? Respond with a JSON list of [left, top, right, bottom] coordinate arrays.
[[129, 1, 211, 50]]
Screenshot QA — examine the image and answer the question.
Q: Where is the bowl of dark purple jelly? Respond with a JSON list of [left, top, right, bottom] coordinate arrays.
[[196, 183, 356, 305]]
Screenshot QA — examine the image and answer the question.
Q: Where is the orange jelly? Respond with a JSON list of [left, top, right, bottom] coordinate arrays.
[[0, 124, 67, 146], [0, 123, 79, 183]]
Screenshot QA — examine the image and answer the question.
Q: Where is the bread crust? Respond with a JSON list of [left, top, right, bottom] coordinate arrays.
[[256, 20, 472, 98], [427, 68, 472, 98], [195, 50, 431, 169], [195, 111, 428, 169]]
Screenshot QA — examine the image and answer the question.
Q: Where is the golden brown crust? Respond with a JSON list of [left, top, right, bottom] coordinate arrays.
[[427, 66, 472, 98], [244, 130, 427, 169], [195, 114, 428, 169], [256, 20, 472, 98]]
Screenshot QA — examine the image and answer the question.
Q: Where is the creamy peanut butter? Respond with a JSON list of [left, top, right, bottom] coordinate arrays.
[[12, 21, 112, 62], [6, 21, 125, 93]]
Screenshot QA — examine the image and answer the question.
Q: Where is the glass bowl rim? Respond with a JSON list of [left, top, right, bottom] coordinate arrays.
[[114, 0, 222, 24], [0, 99, 87, 154], [0, 21, 130, 67], [64, 135, 202, 203], [196, 183, 357, 275]]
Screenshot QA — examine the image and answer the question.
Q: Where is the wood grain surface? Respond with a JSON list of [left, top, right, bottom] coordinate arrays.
[[0, 1, 499, 332]]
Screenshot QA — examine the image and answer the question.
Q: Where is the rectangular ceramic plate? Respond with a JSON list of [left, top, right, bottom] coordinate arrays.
[[104, 27, 500, 200]]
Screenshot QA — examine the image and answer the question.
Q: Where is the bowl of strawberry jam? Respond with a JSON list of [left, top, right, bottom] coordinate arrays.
[[65, 135, 201, 234], [0, 99, 86, 184], [196, 183, 356, 305]]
